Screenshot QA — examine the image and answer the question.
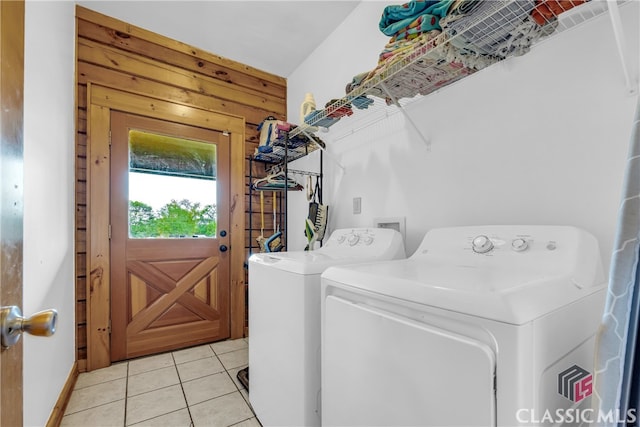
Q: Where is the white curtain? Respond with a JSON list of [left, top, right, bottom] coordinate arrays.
[[594, 96, 640, 426]]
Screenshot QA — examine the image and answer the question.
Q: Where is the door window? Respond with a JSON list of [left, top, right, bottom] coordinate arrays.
[[127, 129, 217, 239]]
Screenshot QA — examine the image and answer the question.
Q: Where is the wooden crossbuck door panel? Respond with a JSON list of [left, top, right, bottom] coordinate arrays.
[[110, 111, 231, 361]]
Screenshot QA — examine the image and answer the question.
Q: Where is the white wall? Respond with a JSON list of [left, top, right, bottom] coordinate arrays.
[[23, 2, 76, 426], [287, 1, 639, 272]]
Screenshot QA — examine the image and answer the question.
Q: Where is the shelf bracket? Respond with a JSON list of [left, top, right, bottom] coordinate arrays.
[[380, 82, 432, 150], [300, 128, 346, 172], [607, 0, 637, 95]]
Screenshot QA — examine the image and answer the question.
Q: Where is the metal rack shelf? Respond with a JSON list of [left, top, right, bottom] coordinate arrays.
[[252, 130, 323, 164], [290, 0, 632, 141], [248, 131, 324, 254]]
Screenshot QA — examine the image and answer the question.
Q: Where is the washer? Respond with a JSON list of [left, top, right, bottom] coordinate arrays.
[[321, 225, 606, 426], [248, 228, 406, 427]]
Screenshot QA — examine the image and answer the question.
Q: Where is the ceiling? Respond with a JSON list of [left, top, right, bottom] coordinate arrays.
[[77, 1, 362, 77]]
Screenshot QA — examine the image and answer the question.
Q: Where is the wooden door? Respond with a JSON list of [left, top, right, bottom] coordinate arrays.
[[110, 111, 231, 361], [0, 0, 24, 424]]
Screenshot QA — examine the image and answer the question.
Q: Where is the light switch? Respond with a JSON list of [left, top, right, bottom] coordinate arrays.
[[353, 197, 362, 214]]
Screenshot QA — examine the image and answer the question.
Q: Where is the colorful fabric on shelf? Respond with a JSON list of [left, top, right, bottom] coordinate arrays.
[[325, 100, 353, 119], [256, 116, 291, 154], [340, 0, 566, 111], [379, 0, 454, 36], [349, 96, 374, 110], [372, 31, 441, 76], [360, 33, 475, 104], [385, 13, 443, 41]]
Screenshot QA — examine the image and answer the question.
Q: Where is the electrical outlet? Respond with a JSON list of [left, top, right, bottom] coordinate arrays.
[[353, 197, 362, 214]]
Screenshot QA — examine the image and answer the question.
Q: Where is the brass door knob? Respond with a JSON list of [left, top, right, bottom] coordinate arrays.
[[0, 306, 58, 348]]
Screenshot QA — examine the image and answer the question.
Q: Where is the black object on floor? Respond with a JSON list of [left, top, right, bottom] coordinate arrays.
[[237, 367, 249, 391]]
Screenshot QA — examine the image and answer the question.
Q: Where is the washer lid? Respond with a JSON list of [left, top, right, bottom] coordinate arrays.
[[249, 251, 366, 275], [248, 227, 406, 275], [322, 225, 606, 325]]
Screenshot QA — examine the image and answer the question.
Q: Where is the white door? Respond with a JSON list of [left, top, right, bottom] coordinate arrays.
[[323, 295, 496, 426]]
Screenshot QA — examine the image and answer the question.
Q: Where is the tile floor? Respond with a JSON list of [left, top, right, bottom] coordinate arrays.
[[61, 338, 259, 427]]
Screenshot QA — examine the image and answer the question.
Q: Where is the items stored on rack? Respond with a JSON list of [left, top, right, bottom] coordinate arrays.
[[347, 0, 562, 105], [252, 167, 304, 191], [293, 0, 597, 137], [304, 176, 328, 252], [254, 116, 325, 164]]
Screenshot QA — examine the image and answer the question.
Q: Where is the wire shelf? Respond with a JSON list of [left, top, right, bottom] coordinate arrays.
[[252, 132, 322, 164], [290, 0, 622, 139]]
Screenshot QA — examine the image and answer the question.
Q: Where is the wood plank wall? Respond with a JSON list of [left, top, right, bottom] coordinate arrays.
[[75, 6, 286, 368]]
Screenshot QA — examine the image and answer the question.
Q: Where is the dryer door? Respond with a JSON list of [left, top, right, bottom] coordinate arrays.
[[323, 296, 496, 427]]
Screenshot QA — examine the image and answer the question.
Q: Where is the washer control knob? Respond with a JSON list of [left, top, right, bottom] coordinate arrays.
[[511, 238, 529, 252], [363, 236, 374, 245], [348, 234, 360, 246], [337, 235, 346, 244], [472, 235, 494, 254]]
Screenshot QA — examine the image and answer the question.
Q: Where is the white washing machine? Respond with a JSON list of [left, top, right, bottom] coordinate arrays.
[[321, 225, 606, 427], [248, 228, 406, 427]]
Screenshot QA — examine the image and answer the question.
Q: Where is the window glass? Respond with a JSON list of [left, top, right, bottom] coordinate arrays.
[[128, 129, 217, 238]]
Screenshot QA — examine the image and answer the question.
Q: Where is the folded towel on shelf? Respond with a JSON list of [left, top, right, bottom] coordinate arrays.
[[326, 99, 353, 119], [349, 96, 374, 110], [354, 31, 440, 93], [379, 0, 454, 36], [377, 30, 442, 68], [386, 13, 445, 41], [530, 0, 588, 25]]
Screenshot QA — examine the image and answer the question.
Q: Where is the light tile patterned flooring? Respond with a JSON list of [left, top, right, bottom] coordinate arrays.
[[61, 338, 259, 427]]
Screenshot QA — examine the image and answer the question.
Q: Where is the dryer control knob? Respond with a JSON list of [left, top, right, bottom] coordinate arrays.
[[348, 234, 360, 246], [511, 238, 529, 252], [472, 235, 494, 254]]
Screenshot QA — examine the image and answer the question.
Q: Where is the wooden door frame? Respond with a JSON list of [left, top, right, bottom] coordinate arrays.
[[0, 0, 24, 424], [85, 83, 245, 371]]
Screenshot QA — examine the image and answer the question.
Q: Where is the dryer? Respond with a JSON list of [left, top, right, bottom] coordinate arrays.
[[248, 228, 405, 427], [321, 225, 606, 426]]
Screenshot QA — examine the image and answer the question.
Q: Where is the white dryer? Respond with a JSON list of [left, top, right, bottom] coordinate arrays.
[[321, 225, 606, 427], [248, 228, 406, 427]]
